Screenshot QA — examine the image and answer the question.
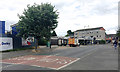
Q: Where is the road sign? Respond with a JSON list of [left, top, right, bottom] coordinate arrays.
[[0, 37, 13, 51]]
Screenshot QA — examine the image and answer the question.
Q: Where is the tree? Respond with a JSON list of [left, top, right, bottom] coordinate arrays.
[[65, 30, 74, 37], [52, 31, 57, 36], [117, 28, 120, 39], [17, 3, 59, 51]]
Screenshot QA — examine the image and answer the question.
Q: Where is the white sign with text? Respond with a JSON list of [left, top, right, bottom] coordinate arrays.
[[0, 37, 13, 51]]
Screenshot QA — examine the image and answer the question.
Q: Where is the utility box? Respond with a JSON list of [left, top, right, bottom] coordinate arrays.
[[47, 41, 50, 47]]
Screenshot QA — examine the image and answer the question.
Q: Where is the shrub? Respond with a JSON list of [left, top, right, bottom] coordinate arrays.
[[99, 40, 106, 44], [38, 38, 47, 45]]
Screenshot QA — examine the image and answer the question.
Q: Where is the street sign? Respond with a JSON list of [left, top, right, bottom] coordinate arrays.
[[0, 37, 13, 51]]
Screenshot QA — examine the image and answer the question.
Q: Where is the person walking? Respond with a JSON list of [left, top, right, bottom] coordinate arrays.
[[113, 40, 118, 50]]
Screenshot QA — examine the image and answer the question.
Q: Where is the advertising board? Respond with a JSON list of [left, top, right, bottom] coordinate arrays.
[[22, 37, 34, 46], [0, 37, 13, 51]]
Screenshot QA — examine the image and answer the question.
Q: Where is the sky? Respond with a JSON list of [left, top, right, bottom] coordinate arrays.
[[0, 0, 119, 36]]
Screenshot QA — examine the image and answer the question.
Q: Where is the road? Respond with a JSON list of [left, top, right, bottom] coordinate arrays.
[[1, 44, 118, 70]]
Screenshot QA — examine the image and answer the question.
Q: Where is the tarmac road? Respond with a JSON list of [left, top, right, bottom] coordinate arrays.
[[1, 44, 118, 71]]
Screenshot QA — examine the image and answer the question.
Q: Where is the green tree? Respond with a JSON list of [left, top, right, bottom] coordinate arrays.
[[65, 30, 74, 37], [17, 3, 59, 50], [52, 31, 57, 36], [117, 28, 120, 38]]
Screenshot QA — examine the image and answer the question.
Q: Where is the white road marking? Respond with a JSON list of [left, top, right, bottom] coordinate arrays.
[[1, 55, 52, 69], [54, 53, 60, 56], [31, 65, 58, 70], [69, 60, 72, 61], [56, 58, 80, 70], [55, 48, 98, 70], [1, 57, 38, 69], [57, 60, 68, 64], [30, 58, 81, 70], [50, 53, 60, 56]]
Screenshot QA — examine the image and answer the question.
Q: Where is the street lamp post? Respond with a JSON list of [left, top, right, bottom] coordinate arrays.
[[84, 25, 89, 45]]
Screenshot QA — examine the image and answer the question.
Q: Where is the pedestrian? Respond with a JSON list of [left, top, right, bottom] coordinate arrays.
[[50, 43, 51, 49], [113, 40, 118, 50]]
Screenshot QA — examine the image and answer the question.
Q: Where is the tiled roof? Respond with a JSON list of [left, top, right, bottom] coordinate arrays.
[[106, 34, 116, 37], [75, 27, 105, 32]]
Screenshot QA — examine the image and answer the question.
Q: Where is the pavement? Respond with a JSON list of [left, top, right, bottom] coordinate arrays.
[[1, 45, 59, 59], [1, 45, 76, 59]]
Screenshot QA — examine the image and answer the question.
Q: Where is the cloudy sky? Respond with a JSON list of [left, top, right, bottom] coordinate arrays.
[[0, 0, 119, 36]]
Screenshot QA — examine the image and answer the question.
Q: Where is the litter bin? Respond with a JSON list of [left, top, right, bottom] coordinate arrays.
[[47, 41, 50, 47]]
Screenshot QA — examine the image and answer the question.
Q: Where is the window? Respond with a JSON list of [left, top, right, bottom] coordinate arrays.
[[82, 36, 85, 38], [97, 35, 98, 37], [75, 32, 78, 35], [97, 31, 98, 33], [100, 35, 101, 37], [91, 36, 93, 38]]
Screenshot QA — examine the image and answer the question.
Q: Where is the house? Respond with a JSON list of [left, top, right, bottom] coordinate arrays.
[[50, 36, 68, 46], [105, 34, 116, 43], [10, 24, 18, 35], [74, 27, 106, 44]]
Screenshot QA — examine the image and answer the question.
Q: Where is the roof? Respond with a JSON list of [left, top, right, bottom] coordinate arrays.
[[106, 34, 116, 37], [10, 24, 18, 27], [74, 27, 105, 32]]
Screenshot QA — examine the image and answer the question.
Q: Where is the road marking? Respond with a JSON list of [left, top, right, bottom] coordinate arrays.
[[56, 49, 98, 70], [1, 48, 97, 70], [1, 56, 42, 69], [54, 53, 60, 56], [49, 53, 60, 56], [31, 65, 58, 70], [56, 58, 80, 70]]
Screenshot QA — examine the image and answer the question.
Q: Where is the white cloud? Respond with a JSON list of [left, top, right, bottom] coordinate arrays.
[[0, 0, 119, 36]]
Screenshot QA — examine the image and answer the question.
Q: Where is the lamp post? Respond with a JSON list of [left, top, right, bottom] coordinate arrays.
[[84, 25, 89, 45]]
